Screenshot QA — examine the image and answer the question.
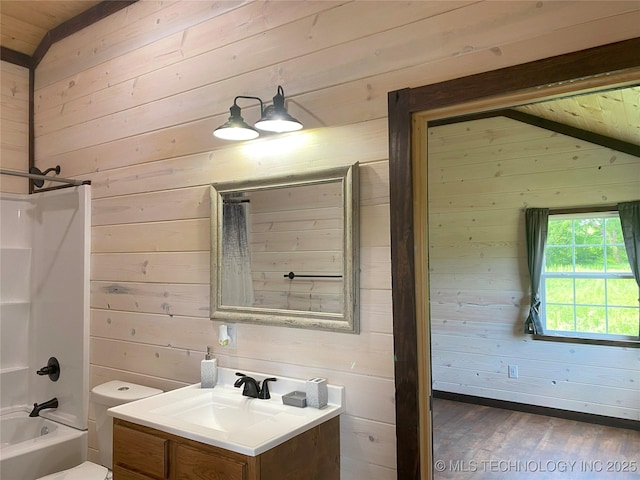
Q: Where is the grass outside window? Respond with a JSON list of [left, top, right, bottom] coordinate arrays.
[[541, 213, 639, 342]]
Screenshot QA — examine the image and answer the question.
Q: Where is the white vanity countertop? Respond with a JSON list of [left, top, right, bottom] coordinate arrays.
[[108, 367, 344, 456]]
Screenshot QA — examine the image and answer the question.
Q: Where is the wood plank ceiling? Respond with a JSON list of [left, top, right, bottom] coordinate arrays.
[[517, 86, 640, 147], [0, 1, 101, 56]]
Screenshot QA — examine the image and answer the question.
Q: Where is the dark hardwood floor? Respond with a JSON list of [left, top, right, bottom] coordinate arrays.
[[432, 398, 640, 479]]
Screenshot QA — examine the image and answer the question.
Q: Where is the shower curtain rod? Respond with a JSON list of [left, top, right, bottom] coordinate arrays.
[[0, 169, 88, 186]]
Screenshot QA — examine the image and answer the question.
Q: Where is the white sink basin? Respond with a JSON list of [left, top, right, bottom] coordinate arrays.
[[108, 368, 344, 456], [149, 387, 287, 432]]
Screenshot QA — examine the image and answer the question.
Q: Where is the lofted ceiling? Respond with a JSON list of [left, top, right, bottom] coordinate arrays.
[[516, 86, 640, 147], [0, 1, 638, 150], [0, 1, 101, 56]]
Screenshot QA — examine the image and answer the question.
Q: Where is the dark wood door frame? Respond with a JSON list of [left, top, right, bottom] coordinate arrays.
[[388, 37, 640, 479]]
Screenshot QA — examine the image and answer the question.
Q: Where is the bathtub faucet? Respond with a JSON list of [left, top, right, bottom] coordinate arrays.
[[29, 397, 58, 417]]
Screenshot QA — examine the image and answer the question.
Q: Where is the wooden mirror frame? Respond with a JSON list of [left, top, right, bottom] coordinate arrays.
[[388, 37, 640, 479], [210, 163, 360, 333]]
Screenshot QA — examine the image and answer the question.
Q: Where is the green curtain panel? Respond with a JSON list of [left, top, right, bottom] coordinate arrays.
[[524, 208, 549, 334], [618, 201, 640, 335]]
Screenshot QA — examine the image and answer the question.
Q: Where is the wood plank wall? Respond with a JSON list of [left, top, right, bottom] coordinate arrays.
[[27, 1, 640, 477], [429, 116, 640, 421], [0, 61, 29, 193]]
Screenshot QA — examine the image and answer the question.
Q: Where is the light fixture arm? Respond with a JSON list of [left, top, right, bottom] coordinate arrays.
[[233, 95, 264, 116], [271, 86, 286, 112]]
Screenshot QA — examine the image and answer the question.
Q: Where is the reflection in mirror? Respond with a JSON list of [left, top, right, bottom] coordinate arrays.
[[211, 164, 359, 333], [221, 181, 344, 312]]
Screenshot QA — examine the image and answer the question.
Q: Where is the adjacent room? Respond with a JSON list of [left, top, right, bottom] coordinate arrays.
[[426, 92, 640, 478]]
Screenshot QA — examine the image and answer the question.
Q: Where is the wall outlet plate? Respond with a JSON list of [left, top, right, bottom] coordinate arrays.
[[508, 365, 519, 378]]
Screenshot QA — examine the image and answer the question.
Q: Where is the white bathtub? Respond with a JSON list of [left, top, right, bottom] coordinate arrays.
[[0, 411, 87, 480]]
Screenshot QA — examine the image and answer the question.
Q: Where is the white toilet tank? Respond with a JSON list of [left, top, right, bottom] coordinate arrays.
[[91, 381, 163, 468]]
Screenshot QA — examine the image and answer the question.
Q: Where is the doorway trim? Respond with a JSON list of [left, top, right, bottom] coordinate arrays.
[[388, 37, 640, 480]]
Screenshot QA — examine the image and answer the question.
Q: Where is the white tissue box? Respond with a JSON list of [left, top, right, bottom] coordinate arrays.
[[305, 378, 328, 408]]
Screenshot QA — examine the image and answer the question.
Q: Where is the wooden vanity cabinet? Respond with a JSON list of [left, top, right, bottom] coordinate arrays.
[[113, 417, 340, 480]]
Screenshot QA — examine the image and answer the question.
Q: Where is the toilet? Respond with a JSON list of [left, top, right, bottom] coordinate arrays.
[[37, 381, 163, 480]]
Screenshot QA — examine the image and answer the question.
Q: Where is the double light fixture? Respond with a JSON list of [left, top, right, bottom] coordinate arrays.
[[214, 85, 303, 141]]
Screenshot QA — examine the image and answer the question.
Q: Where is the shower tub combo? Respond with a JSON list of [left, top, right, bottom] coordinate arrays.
[[0, 181, 91, 479]]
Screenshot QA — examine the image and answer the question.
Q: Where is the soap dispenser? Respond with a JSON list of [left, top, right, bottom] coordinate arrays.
[[201, 346, 217, 388]]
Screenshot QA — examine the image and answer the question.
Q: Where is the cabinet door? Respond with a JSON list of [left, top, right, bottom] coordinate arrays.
[[174, 444, 247, 480], [113, 465, 157, 480], [114, 424, 169, 479]]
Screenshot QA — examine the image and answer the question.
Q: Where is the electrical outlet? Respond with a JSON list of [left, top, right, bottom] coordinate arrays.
[[508, 365, 519, 378]]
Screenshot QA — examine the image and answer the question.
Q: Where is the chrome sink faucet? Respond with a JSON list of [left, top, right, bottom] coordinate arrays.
[[234, 373, 277, 399]]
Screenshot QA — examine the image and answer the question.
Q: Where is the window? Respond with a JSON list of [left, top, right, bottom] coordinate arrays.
[[541, 212, 639, 340]]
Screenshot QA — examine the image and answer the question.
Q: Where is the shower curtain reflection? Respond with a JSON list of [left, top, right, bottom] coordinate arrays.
[[221, 202, 254, 307]]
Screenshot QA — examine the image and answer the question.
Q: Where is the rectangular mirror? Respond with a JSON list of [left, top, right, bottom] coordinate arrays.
[[210, 163, 359, 333]]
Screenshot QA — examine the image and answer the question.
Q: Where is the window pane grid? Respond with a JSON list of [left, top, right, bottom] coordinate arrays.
[[541, 214, 639, 338]]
